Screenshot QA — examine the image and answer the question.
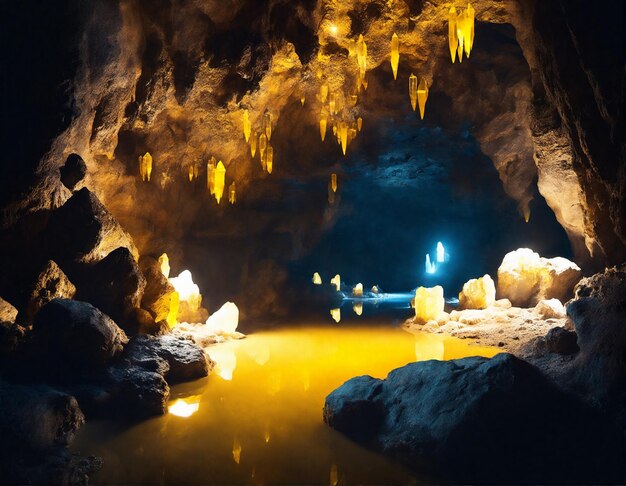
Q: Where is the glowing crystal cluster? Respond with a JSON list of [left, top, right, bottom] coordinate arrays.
[[458, 274, 496, 309], [448, 3, 475, 63], [414, 285, 445, 323]]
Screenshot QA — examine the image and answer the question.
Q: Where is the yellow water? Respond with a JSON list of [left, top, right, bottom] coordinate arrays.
[[72, 325, 500, 485]]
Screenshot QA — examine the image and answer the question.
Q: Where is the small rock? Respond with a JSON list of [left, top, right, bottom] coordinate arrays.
[[493, 298, 512, 309], [59, 153, 87, 191], [458, 274, 496, 309], [545, 327, 579, 355], [534, 298, 566, 319]]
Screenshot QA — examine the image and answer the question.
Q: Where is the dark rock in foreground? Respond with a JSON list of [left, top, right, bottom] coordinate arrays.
[[72, 334, 213, 419], [32, 299, 127, 376], [324, 353, 623, 484], [0, 380, 100, 485]]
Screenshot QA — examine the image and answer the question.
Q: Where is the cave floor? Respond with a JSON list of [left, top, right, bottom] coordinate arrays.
[[71, 324, 498, 485]]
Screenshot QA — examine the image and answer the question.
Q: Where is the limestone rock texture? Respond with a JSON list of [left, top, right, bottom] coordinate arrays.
[[0, 297, 18, 324], [24, 260, 77, 324], [496, 248, 581, 306], [458, 274, 495, 309]]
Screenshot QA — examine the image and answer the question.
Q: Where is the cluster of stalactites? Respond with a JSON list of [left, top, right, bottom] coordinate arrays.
[[187, 161, 200, 182], [138, 152, 153, 182], [409, 74, 429, 119], [245, 110, 274, 174], [448, 2, 475, 63], [207, 157, 227, 204]]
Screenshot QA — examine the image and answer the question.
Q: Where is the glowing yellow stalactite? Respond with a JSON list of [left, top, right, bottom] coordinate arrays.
[[266, 146, 273, 174], [264, 112, 272, 141], [229, 182, 236, 204], [214, 161, 226, 204], [390, 33, 399, 80], [232, 438, 242, 464], [330, 308, 341, 323], [448, 6, 458, 63], [468, 2, 475, 52], [409, 73, 418, 111], [339, 123, 348, 156], [259, 133, 267, 160], [356, 34, 367, 81], [357, 116, 363, 131], [417, 78, 429, 120], [188, 164, 194, 182], [353, 283, 363, 296], [319, 111, 328, 141], [331, 173, 338, 192], [312, 272, 322, 285], [138, 152, 153, 181], [207, 159, 216, 195], [242, 109, 251, 142], [250, 132, 257, 158], [300, 95, 305, 106], [330, 274, 341, 291]]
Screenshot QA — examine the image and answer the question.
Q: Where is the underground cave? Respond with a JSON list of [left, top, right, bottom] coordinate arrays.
[[0, 0, 624, 484]]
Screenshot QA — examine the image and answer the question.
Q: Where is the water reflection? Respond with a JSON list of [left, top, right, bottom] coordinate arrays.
[[73, 325, 499, 485]]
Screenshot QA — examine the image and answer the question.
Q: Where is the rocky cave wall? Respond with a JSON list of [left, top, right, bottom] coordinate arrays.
[[2, 0, 623, 316]]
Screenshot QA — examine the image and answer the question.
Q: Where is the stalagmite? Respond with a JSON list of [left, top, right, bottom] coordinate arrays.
[[229, 182, 236, 204], [330, 274, 341, 291], [313, 272, 322, 285], [409, 74, 418, 111], [414, 285, 445, 323], [320, 111, 328, 141], [417, 78, 429, 120], [207, 159, 216, 194], [214, 161, 226, 203], [353, 302, 363, 316], [436, 242, 445, 262], [356, 34, 367, 81], [448, 6, 458, 63], [390, 33, 399, 80], [139, 152, 153, 181], [250, 132, 257, 158], [357, 117, 363, 131], [205, 302, 239, 335], [264, 112, 272, 141], [331, 173, 337, 192], [158, 253, 170, 278], [353, 283, 363, 296], [425, 254, 436, 274], [242, 109, 251, 142], [266, 146, 273, 174], [169, 270, 202, 318], [330, 308, 341, 323]]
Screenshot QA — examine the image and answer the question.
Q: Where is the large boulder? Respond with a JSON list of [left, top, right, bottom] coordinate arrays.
[[23, 260, 76, 324], [497, 248, 582, 307], [45, 188, 138, 264], [458, 274, 496, 309], [32, 299, 127, 376], [59, 153, 87, 191], [324, 353, 623, 483], [77, 247, 146, 332]]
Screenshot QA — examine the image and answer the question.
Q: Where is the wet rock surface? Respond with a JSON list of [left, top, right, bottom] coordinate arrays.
[[324, 353, 624, 483]]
